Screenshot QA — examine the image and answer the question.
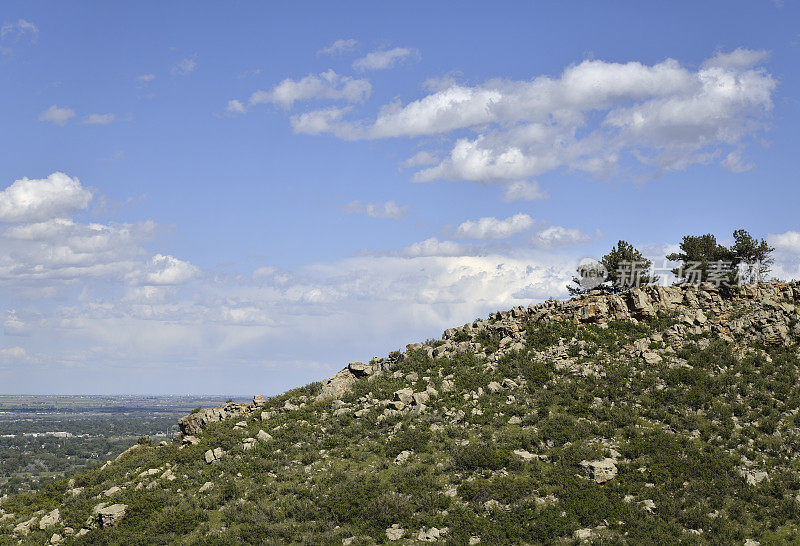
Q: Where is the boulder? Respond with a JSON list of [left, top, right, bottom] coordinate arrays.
[[386, 524, 405, 541], [204, 447, 225, 464], [317, 368, 358, 400], [348, 361, 372, 377], [257, 429, 273, 442], [253, 394, 266, 406], [87, 503, 127, 529], [581, 458, 618, 484], [179, 401, 252, 435], [393, 388, 414, 404], [395, 450, 413, 464], [13, 516, 38, 537], [103, 485, 121, 497], [418, 527, 443, 541], [39, 508, 60, 529]]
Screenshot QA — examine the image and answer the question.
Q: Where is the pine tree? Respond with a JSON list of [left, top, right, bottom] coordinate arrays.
[[567, 240, 657, 295], [667, 234, 733, 284], [730, 229, 775, 283]]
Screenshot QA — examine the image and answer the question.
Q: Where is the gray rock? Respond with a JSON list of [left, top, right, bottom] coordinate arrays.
[[87, 503, 127, 529], [386, 523, 405, 540], [348, 361, 372, 377], [13, 516, 38, 537], [393, 387, 414, 404], [581, 458, 618, 483], [418, 526, 443, 541], [39, 508, 60, 529], [395, 450, 413, 464], [204, 447, 225, 464]]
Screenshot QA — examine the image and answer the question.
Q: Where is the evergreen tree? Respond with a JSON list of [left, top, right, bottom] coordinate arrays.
[[730, 229, 775, 283], [568, 240, 657, 295], [667, 234, 734, 284]]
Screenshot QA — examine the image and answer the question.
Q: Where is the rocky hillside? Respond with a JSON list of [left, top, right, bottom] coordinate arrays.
[[2, 281, 800, 544]]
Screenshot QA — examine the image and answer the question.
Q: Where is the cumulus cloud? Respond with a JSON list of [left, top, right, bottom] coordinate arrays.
[[172, 55, 197, 76], [0, 218, 157, 282], [400, 238, 466, 257], [38, 105, 76, 126], [284, 50, 775, 184], [84, 113, 115, 125], [0, 172, 92, 223], [401, 151, 439, 169], [341, 200, 407, 219], [530, 226, 592, 249], [769, 231, 800, 254], [0, 172, 202, 291], [353, 47, 416, 71], [138, 254, 200, 286], [0, 346, 31, 363], [503, 180, 548, 202], [248, 70, 371, 109], [226, 99, 247, 114], [455, 213, 534, 240], [318, 38, 358, 56], [290, 107, 354, 137]]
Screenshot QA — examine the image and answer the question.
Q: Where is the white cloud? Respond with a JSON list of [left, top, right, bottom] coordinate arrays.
[[318, 38, 358, 56], [0, 172, 92, 223], [0, 346, 31, 363], [402, 151, 439, 169], [455, 213, 534, 240], [249, 70, 371, 109], [503, 180, 548, 202], [138, 254, 200, 285], [342, 200, 407, 219], [84, 113, 115, 125], [287, 50, 775, 184], [172, 55, 197, 76], [4, 310, 30, 336], [252, 266, 278, 280], [226, 99, 247, 114], [137, 73, 156, 83], [721, 150, 754, 173], [703, 48, 769, 69], [38, 105, 76, 126], [769, 231, 800, 254], [353, 47, 416, 71], [290, 107, 354, 137], [0, 217, 157, 282], [1, 19, 38, 42], [401, 238, 466, 257], [530, 226, 592, 249]]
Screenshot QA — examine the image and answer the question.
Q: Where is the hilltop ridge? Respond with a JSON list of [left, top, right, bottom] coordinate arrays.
[[2, 281, 800, 544]]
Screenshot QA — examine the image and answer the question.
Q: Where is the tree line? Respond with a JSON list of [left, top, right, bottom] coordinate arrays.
[[568, 229, 775, 295]]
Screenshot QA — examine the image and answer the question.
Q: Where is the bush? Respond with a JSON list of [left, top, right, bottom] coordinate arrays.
[[453, 443, 517, 471]]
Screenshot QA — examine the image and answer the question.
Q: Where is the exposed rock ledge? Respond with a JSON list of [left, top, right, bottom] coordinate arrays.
[[179, 281, 800, 433]]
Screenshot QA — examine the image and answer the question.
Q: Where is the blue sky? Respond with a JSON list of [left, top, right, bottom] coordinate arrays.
[[0, 1, 798, 394]]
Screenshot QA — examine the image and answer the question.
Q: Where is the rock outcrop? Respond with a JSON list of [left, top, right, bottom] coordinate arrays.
[[312, 281, 800, 403], [86, 503, 127, 530], [179, 401, 254, 435]]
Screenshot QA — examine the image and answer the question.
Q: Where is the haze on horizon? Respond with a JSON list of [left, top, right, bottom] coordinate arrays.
[[0, 1, 798, 395]]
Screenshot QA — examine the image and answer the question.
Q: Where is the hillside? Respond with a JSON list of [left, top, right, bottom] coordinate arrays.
[[2, 281, 800, 545]]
